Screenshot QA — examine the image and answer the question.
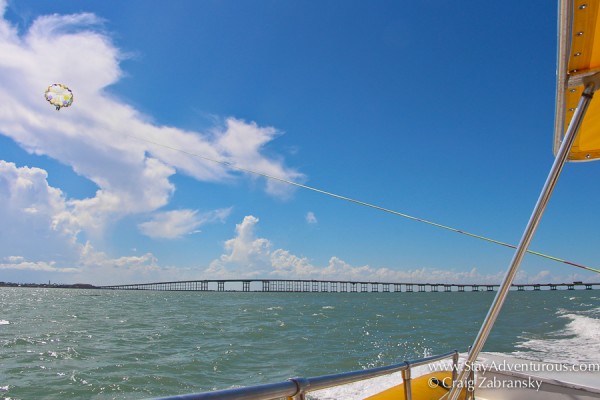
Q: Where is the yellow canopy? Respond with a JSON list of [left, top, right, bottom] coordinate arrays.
[[554, 0, 600, 161]]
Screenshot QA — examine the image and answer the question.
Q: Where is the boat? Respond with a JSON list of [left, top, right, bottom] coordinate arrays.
[[156, 1, 600, 399]]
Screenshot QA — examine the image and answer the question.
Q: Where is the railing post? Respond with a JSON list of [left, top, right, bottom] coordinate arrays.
[[467, 365, 475, 400], [452, 350, 459, 384], [288, 377, 310, 400], [401, 362, 412, 400]]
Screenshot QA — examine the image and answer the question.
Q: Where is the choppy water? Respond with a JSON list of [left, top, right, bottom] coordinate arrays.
[[0, 288, 598, 399]]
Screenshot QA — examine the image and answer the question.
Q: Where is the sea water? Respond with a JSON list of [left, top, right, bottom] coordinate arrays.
[[0, 288, 598, 399]]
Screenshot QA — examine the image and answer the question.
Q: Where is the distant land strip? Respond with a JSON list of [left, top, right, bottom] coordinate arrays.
[[3, 280, 599, 292], [0, 282, 96, 289]]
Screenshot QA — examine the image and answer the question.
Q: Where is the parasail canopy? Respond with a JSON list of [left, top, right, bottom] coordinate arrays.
[[44, 83, 73, 111]]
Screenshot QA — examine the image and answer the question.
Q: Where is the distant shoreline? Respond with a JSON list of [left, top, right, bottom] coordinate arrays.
[[0, 282, 97, 289]]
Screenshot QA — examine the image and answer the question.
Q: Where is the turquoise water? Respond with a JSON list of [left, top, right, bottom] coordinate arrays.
[[0, 288, 598, 399]]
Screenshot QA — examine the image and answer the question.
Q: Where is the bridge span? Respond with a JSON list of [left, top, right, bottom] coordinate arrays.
[[100, 279, 599, 293]]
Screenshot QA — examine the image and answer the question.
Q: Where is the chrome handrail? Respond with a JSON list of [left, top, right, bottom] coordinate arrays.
[[155, 350, 459, 400]]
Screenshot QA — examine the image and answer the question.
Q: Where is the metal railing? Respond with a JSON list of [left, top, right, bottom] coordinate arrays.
[[156, 350, 459, 400]]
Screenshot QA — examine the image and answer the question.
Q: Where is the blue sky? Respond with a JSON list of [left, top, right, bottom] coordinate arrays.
[[1, 0, 599, 285]]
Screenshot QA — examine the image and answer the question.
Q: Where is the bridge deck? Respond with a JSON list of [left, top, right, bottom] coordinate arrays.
[[100, 280, 599, 292]]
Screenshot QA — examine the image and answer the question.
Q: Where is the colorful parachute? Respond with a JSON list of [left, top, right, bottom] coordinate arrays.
[[44, 84, 73, 110]]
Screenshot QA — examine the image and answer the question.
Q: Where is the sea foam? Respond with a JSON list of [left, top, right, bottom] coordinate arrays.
[[515, 307, 600, 363]]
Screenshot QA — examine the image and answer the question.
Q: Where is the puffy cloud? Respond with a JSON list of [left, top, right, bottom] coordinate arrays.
[[206, 215, 272, 277], [138, 207, 231, 239], [71, 242, 164, 284], [305, 211, 317, 224], [0, 160, 80, 264], [271, 249, 319, 277], [212, 119, 305, 198], [0, 160, 201, 284], [0, 256, 79, 273], [206, 215, 584, 284], [0, 161, 140, 281]]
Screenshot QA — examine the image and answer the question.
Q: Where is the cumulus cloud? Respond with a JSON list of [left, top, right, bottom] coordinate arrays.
[[138, 207, 231, 239], [206, 215, 272, 277], [0, 161, 156, 279], [0, 240, 180, 285], [0, 160, 80, 264], [205, 215, 559, 284], [72, 242, 164, 284]]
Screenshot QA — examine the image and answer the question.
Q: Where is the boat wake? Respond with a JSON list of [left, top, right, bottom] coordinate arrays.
[[513, 305, 600, 364]]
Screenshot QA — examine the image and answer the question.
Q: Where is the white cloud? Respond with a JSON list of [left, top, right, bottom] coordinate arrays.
[[206, 215, 272, 277], [0, 161, 200, 284], [205, 215, 596, 284], [0, 160, 81, 264], [271, 249, 318, 276], [212, 118, 305, 198], [0, 7, 301, 233], [0, 257, 79, 273], [138, 207, 231, 239], [306, 211, 317, 224]]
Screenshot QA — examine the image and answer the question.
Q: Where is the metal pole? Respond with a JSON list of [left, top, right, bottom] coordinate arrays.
[[447, 82, 596, 400], [401, 365, 412, 400], [451, 351, 459, 384]]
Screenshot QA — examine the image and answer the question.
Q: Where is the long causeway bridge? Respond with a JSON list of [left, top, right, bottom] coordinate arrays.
[[101, 279, 599, 292]]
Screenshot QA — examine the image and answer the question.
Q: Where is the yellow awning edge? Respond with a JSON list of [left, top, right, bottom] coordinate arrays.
[[554, 0, 600, 161]]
